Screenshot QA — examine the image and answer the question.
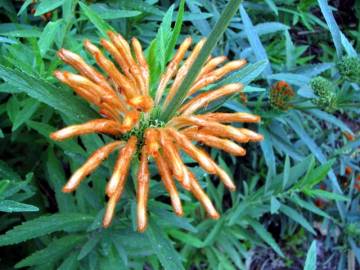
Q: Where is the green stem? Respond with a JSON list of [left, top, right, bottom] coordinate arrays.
[[160, 0, 243, 121]]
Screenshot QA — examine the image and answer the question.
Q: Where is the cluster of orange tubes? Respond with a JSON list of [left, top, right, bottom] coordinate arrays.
[[50, 31, 263, 232]]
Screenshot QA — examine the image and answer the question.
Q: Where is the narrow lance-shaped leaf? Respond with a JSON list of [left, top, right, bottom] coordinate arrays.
[[145, 220, 185, 270], [15, 235, 86, 268], [0, 213, 93, 246]]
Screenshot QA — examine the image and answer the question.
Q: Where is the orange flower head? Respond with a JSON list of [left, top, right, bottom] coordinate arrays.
[[269, 80, 295, 111], [50, 31, 262, 231]]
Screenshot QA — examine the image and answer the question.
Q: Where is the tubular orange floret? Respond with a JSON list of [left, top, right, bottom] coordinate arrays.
[[159, 129, 190, 190], [100, 38, 138, 86], [103, 192, 118, 228], [106, 136, 138, 196], [63, 141, 123, 193], [199, 112, 261, 123], [211, 162, 236, 191], [61, 71, 127, 112], [197, 56, 227, 78], [183, 128, 246, 156], [187, 169, 220, 219], [155, 37, 193, 104], [238, 128, 264, 142], [137, 146, 150, 232], [188, 59, 247, 96], [153, 150, 183, 216], [128, 95, 154, 112], [170, 116, 249, 143], [166, 128, 217, 174], [179, 83, 243, 116], [57, 48, 113, 91], [121, 111, 140, 131], [164, 38, 207, 107], [54, 70, 102, 106], [131, 37, 149, 95], [83, 39, 136, 99], [50, 119, 126, 141], [145, 128, 160, 155], [107, 32, 144, 95]]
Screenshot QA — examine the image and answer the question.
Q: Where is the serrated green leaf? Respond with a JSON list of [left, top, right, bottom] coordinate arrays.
[[38, 19, 63, 57], [146, 220, 185, 270], [15, 235, 85, 268], [0, 65, 97, 122], [90, 4, 141, 19], [280, 205, 316, 235], [169, 230, 204, 248], [58, 252, 79, 270], [290, 194, 330, 219], [165, 0, 185, 62], [79, 2, 114, 38], [0, 200, 38, 213], [77, 234, 101, 260], [305, 189, 349, 201], [0, 213, 93, 246], [12, 98, 40, 131], [250, 220, 284, 257]]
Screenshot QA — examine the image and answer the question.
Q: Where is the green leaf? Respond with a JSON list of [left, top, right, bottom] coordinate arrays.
[[15, 235, 85, 268], [239, 4, 271, 75], [0, 65, 97, 122], [304, 189, 349, 202], [280, 205, 316, 235], [12, 98, 40, 131], [0, 200, 39, 213], [0, 161, 21, 181], [79, 2, 114, 38], [145, 220, 185, 270], [165, 0, 185, 62], [304, 240, 317, 270], [77, 234, 101, 260], [58, 252, 78, 270], [34, 0, 64, 16], [203, 218, 226, 246], [270, 196, 281, 214], [169, 230, 204, 248], [282, 155, 290, 189], [47, 147, 76, 212], [155, 5, 174, 72], [0, 213, 93, 246], [317, 0, 342, 57], [161, 0, 244, 121], [90, 4, 141, 20], [250, 220, 284, 257], [290, 194, 330, 219], [38, 19, 63, 57], [28, 121, 85, 155], [301, 159, 335, 188], [17, 0, 33, 15]]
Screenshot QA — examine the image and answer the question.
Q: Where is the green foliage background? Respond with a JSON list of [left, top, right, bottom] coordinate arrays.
[[0, 0, 359, 269]]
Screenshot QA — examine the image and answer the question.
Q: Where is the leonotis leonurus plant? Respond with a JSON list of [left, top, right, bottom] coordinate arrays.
[[50, 31, 263, 232]]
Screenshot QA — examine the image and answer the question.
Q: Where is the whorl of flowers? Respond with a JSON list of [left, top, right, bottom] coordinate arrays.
[[50, 31, 262, 232], [337, 56, 360, 83], [310, 76, 336, 112], [269, 81, 295, 111]]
